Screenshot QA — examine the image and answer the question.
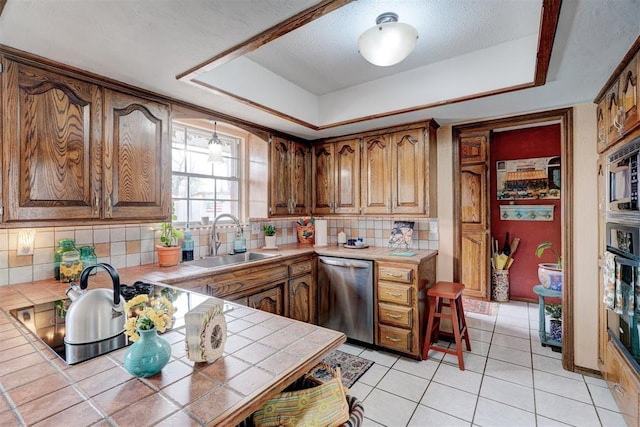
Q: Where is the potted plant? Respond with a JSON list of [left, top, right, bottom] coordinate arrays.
[[535, 240, 562, 291], [156, 207, 184, 267], [263, 224, 277, 249], [545, 303, 562, 343]]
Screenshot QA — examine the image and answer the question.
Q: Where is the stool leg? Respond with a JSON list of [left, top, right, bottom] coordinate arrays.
[[450, 297, 465, 370], [432, 296, 442, 343], [422, 294, 437, 360], [457, 296, 471, 351]]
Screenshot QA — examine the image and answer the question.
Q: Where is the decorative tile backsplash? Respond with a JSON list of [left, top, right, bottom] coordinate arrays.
[[0, 217, 438, 286]]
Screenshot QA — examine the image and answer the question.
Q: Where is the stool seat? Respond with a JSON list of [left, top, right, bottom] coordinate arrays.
[[422, 281, 471, 370], [427, 281, 465, 299]]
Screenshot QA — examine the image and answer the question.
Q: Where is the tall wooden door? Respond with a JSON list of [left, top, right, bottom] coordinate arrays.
[[459, 133, 490, 299], [3, 60, 102, 222], [103, 89, 170, 220]]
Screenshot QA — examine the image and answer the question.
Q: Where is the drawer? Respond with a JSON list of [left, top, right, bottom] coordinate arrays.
[[379, 324, 412, 353], [289, 259, 313, 276], [379, 302, 413, 328], [607, 341, 640, 426], [378, 281, 412, 305], [378, 266, 413, 284]]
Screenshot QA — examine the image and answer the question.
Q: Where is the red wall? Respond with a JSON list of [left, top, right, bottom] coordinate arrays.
[[490, 124, 561, 300]]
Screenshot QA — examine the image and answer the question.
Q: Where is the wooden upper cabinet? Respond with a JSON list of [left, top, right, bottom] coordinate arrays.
[[270, 137, 291, 216], [334, 139, 360, 214], [619, 52, 639, 135], [391, 129, 424, 214], [460, 134, 488, 164], [103, 89, 170, 220], [2, 59, 102, 222], [606, 81, 622, 145], [362, 134, 392, 214], [313, 139, 360, 214], [597, 99, 608, 153], [312, 143, 334, 214], [269, 137, 310, 216]]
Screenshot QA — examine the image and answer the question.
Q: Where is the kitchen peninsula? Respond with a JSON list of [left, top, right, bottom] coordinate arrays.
[[0, 244, 436, 425]]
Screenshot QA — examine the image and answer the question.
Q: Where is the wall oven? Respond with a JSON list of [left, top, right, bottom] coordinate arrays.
[[605, 222, 640, 369], [607, 136, 640, 215]]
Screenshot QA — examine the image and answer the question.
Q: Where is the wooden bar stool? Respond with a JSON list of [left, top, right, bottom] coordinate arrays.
[[422, 281, 471, 370]]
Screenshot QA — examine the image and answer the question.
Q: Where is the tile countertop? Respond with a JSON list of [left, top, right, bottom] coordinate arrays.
[[0, 243, 434, 426], [0, 277, 345, 426]]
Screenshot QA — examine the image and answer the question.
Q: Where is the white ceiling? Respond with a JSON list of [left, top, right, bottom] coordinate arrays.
[[0, 0, 639, 140]]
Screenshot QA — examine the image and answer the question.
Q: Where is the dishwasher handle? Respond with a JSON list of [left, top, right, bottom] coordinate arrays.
[[319, 257, 371, 269]]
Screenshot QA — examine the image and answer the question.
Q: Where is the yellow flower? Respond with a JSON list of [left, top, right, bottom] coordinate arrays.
[[123, 294, 175, 341]]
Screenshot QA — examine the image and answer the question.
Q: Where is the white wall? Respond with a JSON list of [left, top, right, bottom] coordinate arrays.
[[436, 104, 600, 371]]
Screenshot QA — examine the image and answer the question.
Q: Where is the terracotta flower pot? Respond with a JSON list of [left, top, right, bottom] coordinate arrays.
[[297, 225, 314, 244], [156, 245, 181, 267]]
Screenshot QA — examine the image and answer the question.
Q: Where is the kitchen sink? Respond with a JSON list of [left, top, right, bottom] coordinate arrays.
[[185, 252, 279, 269]]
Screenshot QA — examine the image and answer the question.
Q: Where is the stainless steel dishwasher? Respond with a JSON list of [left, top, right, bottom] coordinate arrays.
[[317, 256, 374, 344]]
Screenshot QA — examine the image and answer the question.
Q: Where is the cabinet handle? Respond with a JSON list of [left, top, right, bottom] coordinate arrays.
[[385, 336, 401, 342], [386, 292, 402, 297], [94, 192, 100, 216], [614, 384, 624, 396], [386, 313, 402, 319], [393, 197, 397, 209], [106, 193, 112, 218], [385, 272, 404, 277]]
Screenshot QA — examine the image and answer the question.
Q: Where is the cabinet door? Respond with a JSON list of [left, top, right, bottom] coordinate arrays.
[[290, 142, 310, 215], [619, 52, 639, 135], [103, 89, 169, 220], [312, 143, 334, 214], [391, 128, 424, 214], [597, 100, 608, 153], [361, 134, 391, 214], [461, 231, 489, 299], [247, 283, 285, 316], [606, 81, 621, 145], [289, 273, 316, 324], [269, 137, 291, 215], [460, 135, 488, 164], [3, 60, 101, 221], [460, 164, 487, 229], [334, 139, 360, 214]]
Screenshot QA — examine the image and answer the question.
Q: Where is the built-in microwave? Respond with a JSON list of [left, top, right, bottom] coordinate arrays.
[[608, 137, 640, 213]]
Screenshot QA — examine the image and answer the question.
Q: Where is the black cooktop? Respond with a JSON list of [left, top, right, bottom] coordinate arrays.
[[10, 281, 206, 365]]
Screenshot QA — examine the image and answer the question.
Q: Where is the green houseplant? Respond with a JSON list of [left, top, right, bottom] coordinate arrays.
[[156, 205, 184, 266], [535, 241, 563, 291], [264, 224, 277, 248]]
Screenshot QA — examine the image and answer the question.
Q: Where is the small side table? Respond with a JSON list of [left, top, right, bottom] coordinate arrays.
[[533, 285, 562, 350]]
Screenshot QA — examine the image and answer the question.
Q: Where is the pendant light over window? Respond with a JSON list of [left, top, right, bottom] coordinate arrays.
[[358, 12, 418, 67], [208, 121, 224, 163]]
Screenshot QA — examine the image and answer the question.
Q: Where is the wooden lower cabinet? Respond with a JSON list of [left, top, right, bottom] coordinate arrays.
[[604, 340, 640, 426], [375, 256, 436, 358], [245, 284, 285, 315], [288, 256, 317, 324]]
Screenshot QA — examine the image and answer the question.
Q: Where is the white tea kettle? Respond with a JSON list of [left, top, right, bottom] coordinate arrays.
[[64, 263, 125, 345]]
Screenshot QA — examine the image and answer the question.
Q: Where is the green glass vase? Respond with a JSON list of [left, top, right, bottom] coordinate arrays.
[[123, 327, 171, 377]]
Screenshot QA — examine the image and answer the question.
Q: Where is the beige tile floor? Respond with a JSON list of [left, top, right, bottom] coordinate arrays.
[[339, 301, 626, 426]]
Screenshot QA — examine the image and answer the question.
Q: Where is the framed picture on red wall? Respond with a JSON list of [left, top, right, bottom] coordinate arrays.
[[496, 156, 560, 200]]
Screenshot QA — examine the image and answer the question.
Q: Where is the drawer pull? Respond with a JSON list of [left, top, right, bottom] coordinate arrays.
[[614, 384, 624, 396], [385, 336, 401, 342], [386, 273, 404, 277], [386, 292, 402, 297], [386, 313, 402, 319]]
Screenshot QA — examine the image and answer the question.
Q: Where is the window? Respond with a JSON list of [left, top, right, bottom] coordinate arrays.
[[171, 123, 241, 224]]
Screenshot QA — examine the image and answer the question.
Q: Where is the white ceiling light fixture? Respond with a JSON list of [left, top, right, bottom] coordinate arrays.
[[358, 12, 418, 67], [208, 121, 224, 163]]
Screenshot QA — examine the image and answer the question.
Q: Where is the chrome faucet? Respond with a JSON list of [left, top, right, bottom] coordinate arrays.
[[211, 213, 241, 256]]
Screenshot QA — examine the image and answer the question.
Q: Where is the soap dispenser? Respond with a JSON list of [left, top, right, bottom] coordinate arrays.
[[233, 227, 246, 253], [181, 225, 194, 262]]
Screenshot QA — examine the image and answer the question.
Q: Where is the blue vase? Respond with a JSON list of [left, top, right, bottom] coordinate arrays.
[[123, 327, 171, 377]]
